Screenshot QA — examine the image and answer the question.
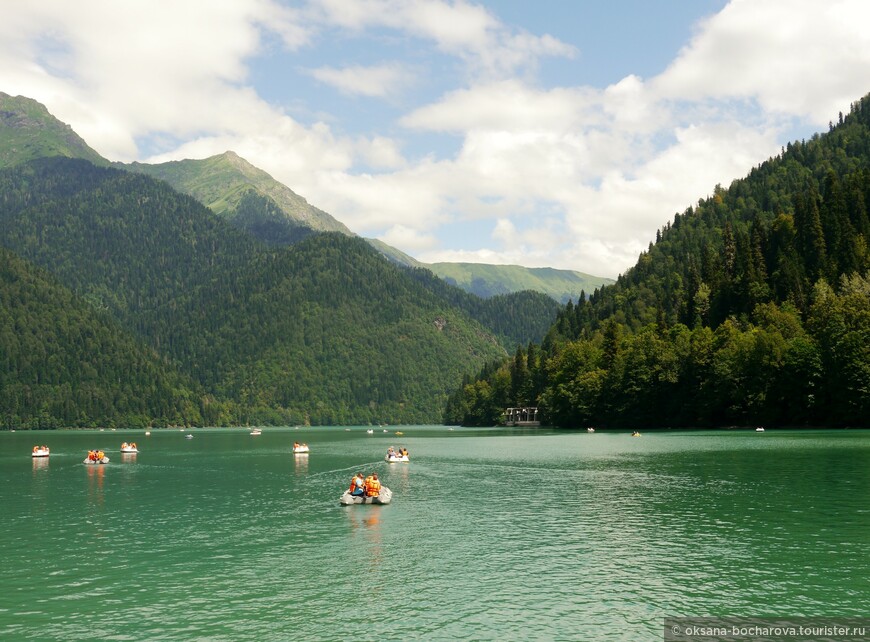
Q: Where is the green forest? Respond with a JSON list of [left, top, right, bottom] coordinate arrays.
[[446, 97, 870, 429], [0, 158, 557, 428]]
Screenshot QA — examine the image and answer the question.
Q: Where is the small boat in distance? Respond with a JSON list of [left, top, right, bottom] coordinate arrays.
[[31, 446, 50, 458], [292, 442, 310, 454], [84, 450, 109, 464], [385, 447, 409, 463], [631, 431, 642, 437], [120, 442, 139, 453], [250, 428, 262, 436], [587, 427, 595, 433], [185, 434, 194, 439], [755, 427, 765, 432]]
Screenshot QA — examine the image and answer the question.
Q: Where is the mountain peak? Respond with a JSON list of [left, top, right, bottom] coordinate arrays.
[[0, 92, 108, 168]]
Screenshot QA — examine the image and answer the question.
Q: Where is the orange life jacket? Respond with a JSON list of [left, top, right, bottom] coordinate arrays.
[[365, 478, 381, 496]]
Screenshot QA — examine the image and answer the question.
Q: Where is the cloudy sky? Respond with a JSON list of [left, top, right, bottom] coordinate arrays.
[[3, 0, 870, 277]]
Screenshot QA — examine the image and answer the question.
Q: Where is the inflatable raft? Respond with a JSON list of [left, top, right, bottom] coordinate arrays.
[[84, 456, 110, 465], [339, 487, 392, 506], [385, 454, 409, 463], [31, 447, 50, 458]]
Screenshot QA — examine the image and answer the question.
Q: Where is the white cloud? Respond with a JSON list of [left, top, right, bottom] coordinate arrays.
[[306, 62, 413, 98], [310, 0, 576, 78], [654, 0, 870, 124], [4, 0, 870, 279]]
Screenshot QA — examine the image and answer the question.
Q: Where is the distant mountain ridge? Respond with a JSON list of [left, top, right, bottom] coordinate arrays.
[[365, 238, 612, 302], [0, 92, 611, 302]]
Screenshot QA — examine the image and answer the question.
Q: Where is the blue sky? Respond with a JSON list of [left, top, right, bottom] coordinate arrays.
[[3, 0, 870, 277]]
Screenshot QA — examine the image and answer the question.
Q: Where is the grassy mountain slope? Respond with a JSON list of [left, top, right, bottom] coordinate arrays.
[[366, 238, 612, 303], [0, 157, 507, 425], [0, 246, 202, 429], [123, 152, 352, 244], [0, 92, 108, 168], [428, 262, 612, 303]]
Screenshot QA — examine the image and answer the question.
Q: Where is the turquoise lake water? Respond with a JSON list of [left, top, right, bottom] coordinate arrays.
[[1, 427, 868, 641]]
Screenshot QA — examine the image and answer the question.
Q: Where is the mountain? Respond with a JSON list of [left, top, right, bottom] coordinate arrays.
[[365, 238, 611, 302], [447, 94, 870, 429], [0, 92, 108, 168], [0, 156, 512, 426], [426, 262, 612, 303], [0, 93, 611, 304], [0, 246, 202, 429], [122, 151, 352, 244]]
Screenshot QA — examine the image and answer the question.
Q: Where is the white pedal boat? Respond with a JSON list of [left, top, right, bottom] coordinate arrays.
[[83, 456, 110, 465], [339, 487, 392, 505], [31, 447, 50, 458], [292, 445, 310, 453]]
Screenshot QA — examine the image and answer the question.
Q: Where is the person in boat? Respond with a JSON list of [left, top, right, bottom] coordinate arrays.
[[386, 446, 396, 459], [401, 447, 408, 458], [97, 450, 105, 460], [122, 442, 128, 449], [364, 473, 381, 497], [88, 450, 96, 461], [349, 472, 365, 497]]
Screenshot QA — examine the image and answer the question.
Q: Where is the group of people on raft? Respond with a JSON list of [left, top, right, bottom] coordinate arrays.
[[386, 446, 408, 459], [121, 442, 137, 450], [348, 472, 382, 497], [87, 450, 107, 462], [32, 445, 49, 453]]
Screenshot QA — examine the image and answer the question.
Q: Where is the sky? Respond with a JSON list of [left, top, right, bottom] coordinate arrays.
[[3, 1, 870, 278]]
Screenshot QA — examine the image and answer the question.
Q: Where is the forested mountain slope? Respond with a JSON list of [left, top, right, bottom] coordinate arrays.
[[0, 247, 202, 429], [447, 95, 870, 429], [0, 158, 509, 425]]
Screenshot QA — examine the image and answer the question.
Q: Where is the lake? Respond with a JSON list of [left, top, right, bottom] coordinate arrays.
[[1, 427, 868, 641]]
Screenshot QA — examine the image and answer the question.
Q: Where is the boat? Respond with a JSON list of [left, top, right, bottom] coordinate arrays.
[[292, 443, 310, 453], [84, 450, 109, 464], [755, 427, 765, 432], [587, 427, 595, 433], [120, 442, 139, 453], [339, 486, 392, 505], [631, 431, 642, 437], [31, 446, 50, 458], [250, 429, 262, 436], [366, 429, 374, 434], [145, 431, 151, 436], [385, 454, 410, 463], [185, 434, 194, 439]]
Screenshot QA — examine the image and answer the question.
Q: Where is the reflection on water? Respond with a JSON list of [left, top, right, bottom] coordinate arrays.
[[32, 457, 49, 472], [120, 452, 138, 464], [293, 453, 309, 474], [85, 464, 105, 508]]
